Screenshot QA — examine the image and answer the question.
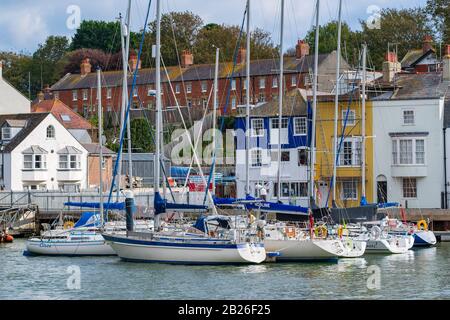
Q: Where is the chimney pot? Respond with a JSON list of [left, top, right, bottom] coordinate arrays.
[[181, 50, 194, 68], [80, 58, 92, 76], [385, 51, 398, 63], [296, 40, 310, 59]]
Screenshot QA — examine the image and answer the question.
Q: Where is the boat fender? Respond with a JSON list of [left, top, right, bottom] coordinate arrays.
[[314, 225, 327, 238], [371, 226, 382, 239], [337, 225, 343, 238], [63, 221, 74, 230]]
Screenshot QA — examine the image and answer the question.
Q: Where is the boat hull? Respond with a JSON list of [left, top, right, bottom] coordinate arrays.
[[413, 230, 437, 247], [340, 239, 367, 258], [25, 237, 115, 256], [264, 239, 344, 261], [365, 238, 409, 254], [103, 234, 266, 264]]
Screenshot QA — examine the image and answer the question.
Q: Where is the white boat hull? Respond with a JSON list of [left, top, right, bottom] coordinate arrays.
[[103, 234, 266, 264], [264, 238, 344, 261], [25, 236, 115, 256], [340, 239, 367, 258], [365, 238, 410, 254], [413, 230, 437, 247]]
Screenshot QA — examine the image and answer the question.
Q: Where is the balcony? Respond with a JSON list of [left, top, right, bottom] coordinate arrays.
[[22, 170, 48, 182], [391, 165, 427, 177], [57, 169, 83, 181]]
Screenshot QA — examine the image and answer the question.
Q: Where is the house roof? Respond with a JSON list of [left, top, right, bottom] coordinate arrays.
[[50, 54, 333, 91], [57, 146, 83, 154], [0, 113, 50, 153], [401, 48, 436, 69], [82, 143, 115, 155], [4, 119, 28, 127], [32, 98, 93, 130], [22, 145, 48, 154]]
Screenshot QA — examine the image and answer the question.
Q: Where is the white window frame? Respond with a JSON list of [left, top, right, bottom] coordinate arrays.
[[59, 154, 81, 170], [274, 181, 308, 198], [72, 90, 78, 101], [341, 180, 358, 200], [337, 136, 362, 167], [392, 137, 426, 166], [175, 83, 180, 94], [402, 178, 417, 198], [2, 127, 11, 140], [272, 77, 278, 88], [293, 117, 307, 135], [342, 109, 356, 126], [403, 109, 415, 125], [231, 97, 237, 109], [298, 147, 308, 166], [270, 117, 289, 145], [251, 118, 264, 137], [82, 89, 88, 101], [259, 77, 265, 89], [201, 81, 208, 93], [23, 154, 47, 170], [231, 79, 236, 91], [46, 125, 55, 139], [250, 148, 263, 167], [186, 82, 192, 94], [133, 87, 138, 97], [106, 88, 112, 99], [291, 75, 297, 87]]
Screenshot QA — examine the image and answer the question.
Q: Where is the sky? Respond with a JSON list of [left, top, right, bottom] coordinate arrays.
[[0, 0, 427, 54]]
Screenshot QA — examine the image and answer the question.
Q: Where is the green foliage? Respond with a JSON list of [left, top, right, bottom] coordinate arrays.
[[127, 117, 155, 153], [426, 0, 450, 43]]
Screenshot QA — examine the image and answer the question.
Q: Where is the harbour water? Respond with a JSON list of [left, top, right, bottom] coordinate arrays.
[[1, 240, 449, 300]]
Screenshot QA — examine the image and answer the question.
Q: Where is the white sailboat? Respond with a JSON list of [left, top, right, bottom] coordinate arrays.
[[102, 0, 266, 265]]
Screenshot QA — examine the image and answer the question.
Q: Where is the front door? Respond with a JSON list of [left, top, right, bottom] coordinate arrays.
[[377, 181, 387, 204]]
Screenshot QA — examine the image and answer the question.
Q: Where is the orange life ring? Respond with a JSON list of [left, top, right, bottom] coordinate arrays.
[[417, 219, 428, 231]]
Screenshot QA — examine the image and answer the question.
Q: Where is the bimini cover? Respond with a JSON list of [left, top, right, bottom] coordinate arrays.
[[74, 212, 101, 228], [192, 215, 231, 234], [65, 202, 125, 210]]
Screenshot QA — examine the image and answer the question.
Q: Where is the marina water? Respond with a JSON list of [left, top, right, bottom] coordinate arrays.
[[1, 240, 449, 299]]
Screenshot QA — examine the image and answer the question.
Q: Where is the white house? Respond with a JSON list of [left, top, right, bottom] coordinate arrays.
[[0, 113, 88, 191], [372, 73, 446, 208], [0, 61, 30, 114], [235, 89, 310, 206]]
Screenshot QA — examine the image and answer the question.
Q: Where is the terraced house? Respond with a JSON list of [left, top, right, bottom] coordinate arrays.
[[49, 40, 349, 123]]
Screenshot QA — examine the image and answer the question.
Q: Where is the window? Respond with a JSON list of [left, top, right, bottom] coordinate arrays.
[[403, 110, 414, 125], [59, 155, 81, 170], [59, 155, 68, 169], [231, 79, 236, 91], [274, 182, 308, 198], [147, 85, 155, 96], [294, 117, 307, 135], [2, 127, 11, 140], [107, 88, 112, 99], [133, 87, 138, 97], [251, 119, 264, 137], [46, 125, 55, 139], [23, 154, 47, 170], [342, 181, 358, 200], [61, 114, 71, 122], [187, 99, 192, 108], [72, 90, 78, 101], [304, 75, 312, 86], [298, 148, 308, 166], [175, 83, 180, 94], [259, 77, 265, 89], [342, 109, 356, 126], [70, 155, 81, 169], [392, 138, 425, 165], [270, 150, 290, 162], [272, 77, 278, 88], [259, 93, 265, 103], [59, 184, 80, 192], [82, 89, 88, 101], [403, 178, 417, 198], [251, 149, 262, 167], [231, 97, 236, 109], [201, 81, 208, 93], [291, 75, 297, 87], [101, 156, 107, 170], [107, 105, 112, 112], [202, 98, 208, 108], [186, 82, 192, 93], [337, 137, 362, 166], [270, 118, 289, 145]]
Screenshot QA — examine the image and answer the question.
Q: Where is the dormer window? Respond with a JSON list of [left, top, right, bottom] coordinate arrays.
[[46, 125, 55, 139], [2, 127, 11, 140]]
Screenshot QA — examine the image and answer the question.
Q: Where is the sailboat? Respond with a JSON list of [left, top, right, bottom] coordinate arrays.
[[102, 0, 266, 265]]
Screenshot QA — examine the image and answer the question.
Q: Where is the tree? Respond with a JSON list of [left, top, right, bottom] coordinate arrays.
[[0, 51, 33, 98], [144, 11, 204, 67], [426, 0, 450, 44], [127, 117, 155, 153], [61, 48, 122, 74], [304, 21, 361, 66], [360, 8, 433, 69], [70, 20, 139, 53]]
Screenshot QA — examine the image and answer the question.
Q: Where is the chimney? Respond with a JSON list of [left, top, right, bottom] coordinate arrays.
[[43, 84, 51, 94], [181, 50, 194, 68], [443, 45, 450, 81], [37, 91, 45, 102], [296, 40, 310, 59], [129, 50, 141, 72], [423, 35, 433, 54], [80, 58, 92, 76], [382, 51, 401, 82], [237, 47, 247, 65]]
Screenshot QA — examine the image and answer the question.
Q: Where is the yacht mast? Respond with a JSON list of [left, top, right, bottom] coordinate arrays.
[[309, 0, 320, 204], [125, 0, 133, 189], [276, 0, 284, 202], [361, 43, 367, 204], [332, 0, 342, 207], [212, 47, 220, 196], [97, 68, 104, 225], [154, 0, 162, 229], [245, 0, 251, 197]]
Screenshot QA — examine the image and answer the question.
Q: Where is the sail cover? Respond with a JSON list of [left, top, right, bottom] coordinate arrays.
[[74, 212, 101, 228], [192, 215, 231, 234]]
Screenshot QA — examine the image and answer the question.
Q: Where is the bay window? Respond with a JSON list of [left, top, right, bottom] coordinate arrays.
[[23, 154, 47, 170], [392, 137, 425, 165]]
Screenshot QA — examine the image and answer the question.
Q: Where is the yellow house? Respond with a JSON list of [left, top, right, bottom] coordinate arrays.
[[314, 95, 374, 208]]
